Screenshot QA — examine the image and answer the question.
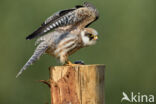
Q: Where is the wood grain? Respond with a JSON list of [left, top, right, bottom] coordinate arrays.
[[49, 64, 105, 104]]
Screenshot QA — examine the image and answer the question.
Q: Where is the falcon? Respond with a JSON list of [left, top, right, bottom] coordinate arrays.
[[16, 2, 99, 78]]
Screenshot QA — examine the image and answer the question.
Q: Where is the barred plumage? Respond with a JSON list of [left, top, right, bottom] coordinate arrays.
[[54, 38, 77, 57], [16, 2, 99, 77], [16, 42, 48, 78], [26, 2, 98, 40]]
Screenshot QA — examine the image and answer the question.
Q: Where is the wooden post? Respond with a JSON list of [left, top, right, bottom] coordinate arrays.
[[49, 64, 105, 104]]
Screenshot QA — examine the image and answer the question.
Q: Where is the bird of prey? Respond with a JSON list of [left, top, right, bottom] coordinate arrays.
[[16, 2, 99, 78]]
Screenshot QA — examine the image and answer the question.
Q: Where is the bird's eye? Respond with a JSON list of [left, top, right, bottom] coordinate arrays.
[[86, 33, 94, 40], [86, 33, 93, 37]]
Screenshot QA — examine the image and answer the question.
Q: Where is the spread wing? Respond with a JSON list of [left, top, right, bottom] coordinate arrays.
[[26, 2, 99, 40]]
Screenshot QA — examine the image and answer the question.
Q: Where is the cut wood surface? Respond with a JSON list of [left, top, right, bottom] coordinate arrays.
[[49, 64, 105, 104]]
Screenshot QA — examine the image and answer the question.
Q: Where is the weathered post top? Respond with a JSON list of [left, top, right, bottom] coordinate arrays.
[[49, 64, 105, 104]]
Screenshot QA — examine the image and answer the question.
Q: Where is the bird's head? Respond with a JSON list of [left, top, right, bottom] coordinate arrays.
[[81, 28, 98, 46]]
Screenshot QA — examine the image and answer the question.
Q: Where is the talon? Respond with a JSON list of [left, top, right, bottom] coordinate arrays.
[[66, 61, 73, 65], [65, 61, 80, 66], [65, 61, 74, 66]]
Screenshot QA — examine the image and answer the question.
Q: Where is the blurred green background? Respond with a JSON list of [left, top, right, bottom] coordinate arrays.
[[0, 0, 156, 104]]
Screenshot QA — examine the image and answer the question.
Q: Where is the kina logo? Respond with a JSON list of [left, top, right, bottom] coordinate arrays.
[[121, 92, 154, 103]]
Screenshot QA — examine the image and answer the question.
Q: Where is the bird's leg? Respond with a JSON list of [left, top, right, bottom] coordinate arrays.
[[67, 61, 73, 65], [65, 60, 75, 66], [61, 55, 83, 66], [65, 60, 84, 66]]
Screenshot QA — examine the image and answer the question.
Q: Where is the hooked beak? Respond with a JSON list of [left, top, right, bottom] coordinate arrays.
[[93, 35, 98, 40]]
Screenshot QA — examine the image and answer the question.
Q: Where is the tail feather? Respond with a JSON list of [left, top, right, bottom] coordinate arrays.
[[16, 43, 48, 78]]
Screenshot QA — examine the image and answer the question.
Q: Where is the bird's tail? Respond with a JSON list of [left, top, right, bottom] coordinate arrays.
[[16, 42, 48, 78]]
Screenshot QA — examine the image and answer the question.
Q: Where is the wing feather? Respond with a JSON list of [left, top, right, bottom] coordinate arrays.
[[26, 9, 76, 40], [16, 42, 48, 78], [42, 9, 75, 26], [26, 2, 99, 40]]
